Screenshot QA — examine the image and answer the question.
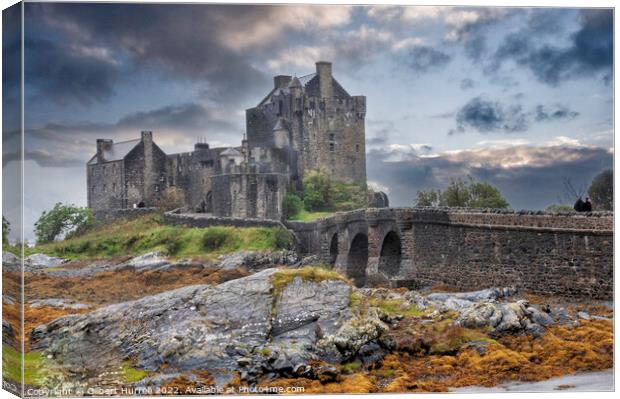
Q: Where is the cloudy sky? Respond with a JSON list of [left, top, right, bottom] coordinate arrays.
[[2, 3, 614, 240]]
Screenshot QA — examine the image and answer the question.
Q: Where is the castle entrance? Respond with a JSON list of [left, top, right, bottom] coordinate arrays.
[[378, 231, 402, 278], [347, 233, 368, 287], [204, 191, 213, 213]]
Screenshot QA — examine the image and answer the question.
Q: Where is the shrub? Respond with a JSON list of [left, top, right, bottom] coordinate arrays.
[[156, 187, 186, 211], [202, 228, 230, 251], [273, 228, 294, 249], [285, 193, 304, 218]]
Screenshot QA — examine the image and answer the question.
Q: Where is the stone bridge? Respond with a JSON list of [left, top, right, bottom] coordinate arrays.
[[286, 207, 613, 299]]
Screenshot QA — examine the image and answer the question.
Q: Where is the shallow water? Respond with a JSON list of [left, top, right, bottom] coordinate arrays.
[[452, 369, 614, 392]]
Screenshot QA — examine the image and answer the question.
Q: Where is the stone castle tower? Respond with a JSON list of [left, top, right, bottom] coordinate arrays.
[[87, 61, 374, 221], [245, 61, 367, 185]]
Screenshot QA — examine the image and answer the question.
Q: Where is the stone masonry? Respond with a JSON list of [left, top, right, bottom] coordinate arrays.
[[87, 61, 368, 220], [287, 208, 613, 299]]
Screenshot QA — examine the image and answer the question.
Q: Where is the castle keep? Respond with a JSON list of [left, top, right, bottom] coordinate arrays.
[[87, 62, 367, 220]]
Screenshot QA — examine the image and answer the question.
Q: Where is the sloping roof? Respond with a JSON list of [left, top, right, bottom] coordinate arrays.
[[87, 139, 141, 165], [220, 147, 242, 156], [257, 72, 350, 106], [297, 72, 316, 87]]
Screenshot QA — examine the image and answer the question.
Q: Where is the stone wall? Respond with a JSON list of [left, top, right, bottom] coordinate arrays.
[[286, 208, 613, 299], [87, 160, 124, 211], [164, 211, 285, 229], [93, 207, 158, 223]]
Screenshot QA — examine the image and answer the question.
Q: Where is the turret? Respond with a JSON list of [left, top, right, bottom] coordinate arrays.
[[273, 117, 290, 149], [289, 76, 302, 112]]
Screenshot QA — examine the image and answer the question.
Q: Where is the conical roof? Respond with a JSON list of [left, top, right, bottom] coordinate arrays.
[[288, 76, 302, 88], [272, 117, 288, 132]]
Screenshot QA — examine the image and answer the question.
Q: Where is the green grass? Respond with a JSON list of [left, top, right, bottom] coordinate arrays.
[[287, 209, 334, 222], [368, 298, 425, 318], [120, 361, 149, 383], [19, 215, 294, 260], [2, 346, 47, 386], [341, 362, 361, 374], [271, 265, 349, 295]]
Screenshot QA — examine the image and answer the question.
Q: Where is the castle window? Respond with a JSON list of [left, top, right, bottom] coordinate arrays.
[[329, 143, 335, 152], [277, 100, 283, 116], [103, 184, 107, 193], [310, 100, 315, 109], [296, 98, 302, 109], [329, 133, 335, 141], [112, 183, 117, 192], [155, 184, 160, 192], [160, 175, 165, 182], [356, 144, 360, 153]]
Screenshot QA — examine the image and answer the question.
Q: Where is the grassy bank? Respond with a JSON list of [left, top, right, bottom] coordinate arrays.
[[287, 209, 334, 222], [10, 215, 293, 260]]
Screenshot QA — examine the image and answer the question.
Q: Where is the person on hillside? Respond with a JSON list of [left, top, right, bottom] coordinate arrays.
[[583, 197, 593, 212], [574, 197, 585, 212]]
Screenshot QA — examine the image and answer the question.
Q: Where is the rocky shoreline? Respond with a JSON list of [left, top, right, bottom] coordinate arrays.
[[2, 250, 614, 393]]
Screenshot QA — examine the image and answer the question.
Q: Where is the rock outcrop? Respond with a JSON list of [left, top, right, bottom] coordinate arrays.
[[31, 268, 379, 387]]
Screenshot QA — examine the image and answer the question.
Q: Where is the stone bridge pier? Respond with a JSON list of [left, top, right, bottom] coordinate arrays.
[[310, 208, 416, 288]]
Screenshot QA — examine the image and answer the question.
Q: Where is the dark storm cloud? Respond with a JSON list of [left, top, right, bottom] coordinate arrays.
[[452, 96, 529, 134], [25, 2, 277, 104], [534, 104, 579, 122], [25, 37, 121, 105], [408, 46, 452, 73], [16, 103, 239, 167], [450, 97, 580, 134], [493, 9, 612, 85], [367, 144, 612, 210]]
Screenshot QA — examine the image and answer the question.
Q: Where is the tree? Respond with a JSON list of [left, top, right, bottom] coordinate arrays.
[[303, 168, 334, 211], [156, 187, 186, 211], [414, 177, 509, 209], [588, 169, 613, 211], [467, 181, 510, 208], [414, 189, 442, 207], [285, 193, 304, 218], [34, 203, 95, 244], [2, 216, 9, 244]]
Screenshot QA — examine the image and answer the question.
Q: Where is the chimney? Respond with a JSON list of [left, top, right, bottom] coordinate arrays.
[[273, 75, 292, 89], [96, 139, 113, 162], [316, 61, 333, 98], [141, 130, 153, 143]]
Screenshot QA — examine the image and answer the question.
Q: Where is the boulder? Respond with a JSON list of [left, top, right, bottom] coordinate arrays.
[[25, 254, 67, 269], [29, 298, 89, 310], [218, 250, 298, 270], [2, 252, 21, 272], [124, 251, 170, 271], [457, 299, 550, 337]]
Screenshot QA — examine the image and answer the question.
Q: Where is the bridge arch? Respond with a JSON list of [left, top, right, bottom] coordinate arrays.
[[378, 231, 402, 278], [347, 233, 368, 287]]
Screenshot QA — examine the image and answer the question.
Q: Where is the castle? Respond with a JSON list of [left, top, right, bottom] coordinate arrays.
[[87, 61, 369, 220]]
